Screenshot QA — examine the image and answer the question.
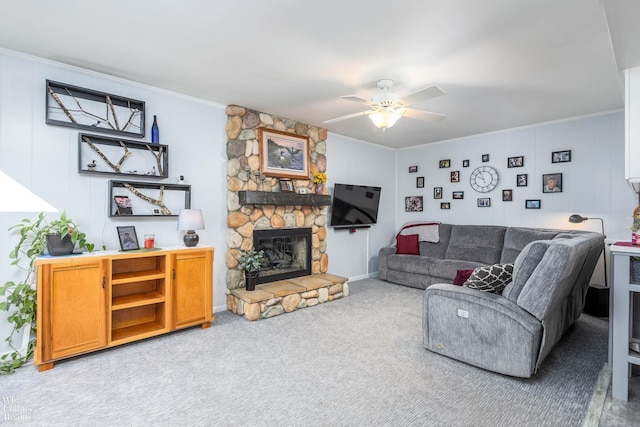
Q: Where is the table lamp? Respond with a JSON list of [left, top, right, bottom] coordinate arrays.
[[177, 209, 204, 247]]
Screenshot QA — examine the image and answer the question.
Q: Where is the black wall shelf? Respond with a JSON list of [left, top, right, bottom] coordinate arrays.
[[239, 191, 331, 206], [109, 180, 190, 217], [78, 133, 168, 178]]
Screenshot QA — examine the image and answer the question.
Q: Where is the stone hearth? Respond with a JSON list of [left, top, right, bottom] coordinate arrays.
[[227, 273, 348, 321]]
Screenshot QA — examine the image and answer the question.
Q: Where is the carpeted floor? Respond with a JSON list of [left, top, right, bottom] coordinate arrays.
[[1, 278, 608, 426]]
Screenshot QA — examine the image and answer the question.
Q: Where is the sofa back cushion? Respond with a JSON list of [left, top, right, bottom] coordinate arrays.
[[503, 240, 552, 302], [500, 228, 559, 263], [444, 225, 506, 264], [418, 223, 453, 259], [516, 238, 590, 320]]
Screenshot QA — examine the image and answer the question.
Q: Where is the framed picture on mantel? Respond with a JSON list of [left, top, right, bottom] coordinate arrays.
[[258, 128, 310, 179]]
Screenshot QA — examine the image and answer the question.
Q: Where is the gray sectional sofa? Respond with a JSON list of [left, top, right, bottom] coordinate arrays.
[[378, 223, 604, 377]]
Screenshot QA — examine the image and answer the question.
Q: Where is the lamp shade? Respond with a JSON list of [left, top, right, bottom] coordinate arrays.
[[369, 110, 401, 129], [177, 209, 204, 231]]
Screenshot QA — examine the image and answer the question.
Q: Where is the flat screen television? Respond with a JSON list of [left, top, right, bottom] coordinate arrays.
[[330, 183, 382, 229]]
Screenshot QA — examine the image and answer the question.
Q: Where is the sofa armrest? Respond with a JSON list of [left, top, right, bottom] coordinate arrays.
[[423, 284, 543, 377]]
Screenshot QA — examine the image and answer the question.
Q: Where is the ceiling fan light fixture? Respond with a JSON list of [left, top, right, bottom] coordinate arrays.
[[369, 110, 401, 130]]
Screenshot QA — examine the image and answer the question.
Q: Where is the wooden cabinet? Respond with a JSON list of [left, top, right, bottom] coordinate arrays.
[[35, 246, 214, 371], [35, 258, 107, 367], [172, 249, 213, 329]]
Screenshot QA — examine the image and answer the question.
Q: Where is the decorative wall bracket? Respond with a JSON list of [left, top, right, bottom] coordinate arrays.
[[78, 133, 168, 178], [46, 80, 145, 137], [109, 180, 190, 217]]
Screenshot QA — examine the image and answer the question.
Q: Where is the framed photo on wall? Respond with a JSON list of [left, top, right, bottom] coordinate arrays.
[[409, 165, 418, 173], [502, 189, 513, 201], [440, 202, 450, 210], [477, 198, 491, 207], [439, 159, 450, 168], [450, 171, 460, 183], [542, 173, 563, 193], [434, 187, 443, 199], [453, 191, 464, 199], [552, 150, 571, 163], [405, 196, 423, 212], [517, 174, 528, 187], [258, 128, 310, 179], [508, 156, 524, 168], [463, 160, 470, 168], [526, 199, 541, 209], [416, 176, 425, 188]]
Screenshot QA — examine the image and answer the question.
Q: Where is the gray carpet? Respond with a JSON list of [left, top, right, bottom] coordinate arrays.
[[1, 278, 608, 426]]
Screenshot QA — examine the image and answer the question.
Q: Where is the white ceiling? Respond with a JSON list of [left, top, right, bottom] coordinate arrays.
[[0, 0, 637, 149]]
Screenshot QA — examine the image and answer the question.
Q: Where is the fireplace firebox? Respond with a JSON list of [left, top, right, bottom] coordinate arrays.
[[253, 228, 312, 284]]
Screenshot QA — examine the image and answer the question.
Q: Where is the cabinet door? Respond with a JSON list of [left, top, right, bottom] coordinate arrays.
[[172, 249, 213, 329], [39, 259, 107, 361]]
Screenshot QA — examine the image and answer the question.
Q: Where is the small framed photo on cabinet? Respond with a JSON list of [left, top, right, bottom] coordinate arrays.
[[117, 226, 139, 251]]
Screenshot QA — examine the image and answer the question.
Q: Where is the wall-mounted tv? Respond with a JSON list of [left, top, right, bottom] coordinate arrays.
[[330, 183, 382, 229]]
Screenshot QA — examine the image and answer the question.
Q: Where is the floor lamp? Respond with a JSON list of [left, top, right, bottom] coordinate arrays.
[[569, 214, 609, 316]]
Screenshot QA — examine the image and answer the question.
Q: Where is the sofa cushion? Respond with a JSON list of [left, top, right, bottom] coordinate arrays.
[[500, 228, 559, 263], [429, 259, 486, 282], [396, 234, 420, 255], [445, 225, 506, 264], [387, 255, 435, 276], [453, 269, 474, 285], [463, 263, 514, 294], [417, 223, 453, 259], [503, 240, 553, 302]]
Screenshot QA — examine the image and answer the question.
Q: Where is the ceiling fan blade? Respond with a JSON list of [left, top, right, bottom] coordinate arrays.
[[402, 108, 446, 123], [323, 110, 371, 124], [400, 85, 446, 107], [340, 95, 370, 104]]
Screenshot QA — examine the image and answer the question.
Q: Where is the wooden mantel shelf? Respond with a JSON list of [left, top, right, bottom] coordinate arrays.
[[238, 191, 331, 206]]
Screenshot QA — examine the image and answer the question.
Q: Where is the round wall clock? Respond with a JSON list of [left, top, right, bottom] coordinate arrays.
[[470, 166, 499, 193]]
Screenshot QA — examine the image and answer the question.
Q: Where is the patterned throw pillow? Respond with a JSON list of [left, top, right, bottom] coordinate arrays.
[[463, 263, 514, 294]]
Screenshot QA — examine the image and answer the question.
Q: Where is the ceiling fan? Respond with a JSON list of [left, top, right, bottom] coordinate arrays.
[[324, 79, 446, 130]]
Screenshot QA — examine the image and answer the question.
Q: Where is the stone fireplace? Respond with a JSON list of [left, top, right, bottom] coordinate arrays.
[[253, 228, 311, 284], [224, 105, 329, 291]]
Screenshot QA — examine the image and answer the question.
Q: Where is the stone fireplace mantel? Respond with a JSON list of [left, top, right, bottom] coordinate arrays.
[[238, 191, 331, 206]]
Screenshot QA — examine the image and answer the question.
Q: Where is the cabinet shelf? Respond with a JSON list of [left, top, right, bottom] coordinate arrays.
[[112, 292, 165, 310], [112, 270, 165, 285], [111, 321, 165, 343]]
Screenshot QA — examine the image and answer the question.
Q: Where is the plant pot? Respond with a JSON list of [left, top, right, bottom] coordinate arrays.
[[46, 233, 75, 256], [245, 270, 259, 291]]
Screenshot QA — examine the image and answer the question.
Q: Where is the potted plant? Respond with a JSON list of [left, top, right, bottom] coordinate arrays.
[[0, 211, 94, 373], [239, 248, 265, 291]]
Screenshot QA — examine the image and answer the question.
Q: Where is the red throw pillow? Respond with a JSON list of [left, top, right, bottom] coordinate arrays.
[[396, 234, 420, 255], [453, 269, 474, 286]]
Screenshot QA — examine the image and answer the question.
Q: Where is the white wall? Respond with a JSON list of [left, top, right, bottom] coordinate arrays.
[[325, 134, 396, 280], [396, 112, 632, 238], [0, 50, 229, 353]]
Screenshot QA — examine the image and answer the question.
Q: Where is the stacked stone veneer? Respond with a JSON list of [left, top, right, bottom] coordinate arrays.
[[225, 105, 329, 290], [227, 273, 348, 321]]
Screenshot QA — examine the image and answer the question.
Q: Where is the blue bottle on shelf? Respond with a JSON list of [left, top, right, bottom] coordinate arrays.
[[151, 115, 160, 143]]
